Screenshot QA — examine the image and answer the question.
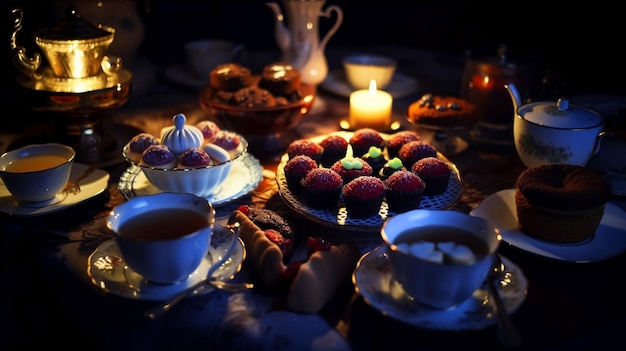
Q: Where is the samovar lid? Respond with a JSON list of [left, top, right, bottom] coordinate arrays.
[[35, 4, 111, 40]]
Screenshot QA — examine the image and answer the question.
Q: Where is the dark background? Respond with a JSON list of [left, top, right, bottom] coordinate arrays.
[[3, 0, 625, 108]]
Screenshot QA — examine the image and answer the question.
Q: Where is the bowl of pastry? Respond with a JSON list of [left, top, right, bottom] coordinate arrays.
[[198, 62, 316, 152], [122, 113, 248, 198]]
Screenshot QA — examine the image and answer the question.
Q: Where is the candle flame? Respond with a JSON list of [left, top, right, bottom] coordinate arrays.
[[368, 80, 378, 95]]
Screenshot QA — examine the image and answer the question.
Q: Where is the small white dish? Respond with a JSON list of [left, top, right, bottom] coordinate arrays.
[[470, 189, 626, 263], [87, 224, 246, 301], [164, 64, 208, 88], [353, 245, 528, 331], [277, 131, 464, 232], [321, 70, 419, 99], [118, 152, 263, 206], [0, 163, 109, 216]]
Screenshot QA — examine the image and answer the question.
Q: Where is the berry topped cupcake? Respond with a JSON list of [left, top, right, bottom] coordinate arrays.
[[318, 134, 349, 167], [385, 130, 420, 158], [384, 170, 426, 213], [398, 140, 437, 169], [178, 147, 213, 168], [196, 120, 221, 143], [140, 144, 176, 169], [127, 133, 159, 163], [411, 156, 452, 195], [330, 156, 373, 185], [213, 130, 244, 158], [300, 168, 343, 209], [287, 139, 324, 163], [342, 176, 386, 219], [283, 154, 319, 194], [349, 128, 385, 158]]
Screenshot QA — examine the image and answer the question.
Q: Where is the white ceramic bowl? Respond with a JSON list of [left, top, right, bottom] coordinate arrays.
[[342, 54, 397, 90], [122, 133, 248, 198], [381, 209, 501, 309], [0, 143, 75, 203]]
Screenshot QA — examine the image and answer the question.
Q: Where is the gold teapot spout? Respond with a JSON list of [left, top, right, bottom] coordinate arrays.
[[11, 8, 42, 80]]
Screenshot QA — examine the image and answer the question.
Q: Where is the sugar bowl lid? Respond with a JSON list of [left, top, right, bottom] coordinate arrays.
[[518, 99, 605, 129], [35, 5, 112, 41], [161, 114, 204, 156]]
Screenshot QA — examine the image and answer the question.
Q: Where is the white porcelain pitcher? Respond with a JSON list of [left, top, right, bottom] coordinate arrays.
[[266, 0, 343, 85]]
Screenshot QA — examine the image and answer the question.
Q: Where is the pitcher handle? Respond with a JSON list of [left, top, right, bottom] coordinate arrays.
[[318, 5, 343, 52]]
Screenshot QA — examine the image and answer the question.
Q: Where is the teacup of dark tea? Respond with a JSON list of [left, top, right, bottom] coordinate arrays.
[[0, 143, 75, 204], [381, 209, 501, 309], [107, 192, 216, 285]]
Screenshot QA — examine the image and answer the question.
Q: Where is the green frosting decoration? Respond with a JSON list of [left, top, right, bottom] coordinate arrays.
[[387, 157, 403, 170], [367, 146, 382, 158], [340, 157, 363, 170]]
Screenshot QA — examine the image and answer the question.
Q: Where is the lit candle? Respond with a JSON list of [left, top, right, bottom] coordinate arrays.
[[348, 80, 392, 130]]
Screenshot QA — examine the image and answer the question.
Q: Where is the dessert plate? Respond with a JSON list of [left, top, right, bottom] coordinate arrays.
[[470, 189, 626, 263], [0, 163, 109, 216], [353, 245, 527, 331], [87, 224, 246, 301], [164, 64, 208, 88], [277, 131, 464, 232], [118, 152, 263, 206], [321, 70, 419, 99]]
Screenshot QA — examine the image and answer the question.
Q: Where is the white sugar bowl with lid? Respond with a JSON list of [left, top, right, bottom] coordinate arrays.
[[507, 83, 605, 168]]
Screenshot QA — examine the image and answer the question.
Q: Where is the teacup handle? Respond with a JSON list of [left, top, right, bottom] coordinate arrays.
[[206, 222, 240, 278]]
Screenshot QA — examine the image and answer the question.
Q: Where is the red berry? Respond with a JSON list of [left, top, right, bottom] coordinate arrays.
[[237, 205, 250, 215], [306, 237, 331, 256], [280, 261, 302, 282]]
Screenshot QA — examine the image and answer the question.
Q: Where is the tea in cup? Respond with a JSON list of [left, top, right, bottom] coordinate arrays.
[[0, 143, 75, 204], [381, 209, 501, 309], [184, 39, 247, 79], [107, 192, 215, 285]]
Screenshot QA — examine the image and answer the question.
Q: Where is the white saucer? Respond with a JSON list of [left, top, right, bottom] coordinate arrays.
[[0, 163, 109, 216], [470, 189, 626, 263], [118, 152, 263, 206], [277, 131, 464, 232], [353, 245, 528, 331], [320, 70, 419, 99], [164, 64, 208, 88], [87, 224, 246, 301]]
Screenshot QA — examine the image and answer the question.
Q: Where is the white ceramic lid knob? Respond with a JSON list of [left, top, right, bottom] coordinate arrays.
[[160, 113, 203, 156]]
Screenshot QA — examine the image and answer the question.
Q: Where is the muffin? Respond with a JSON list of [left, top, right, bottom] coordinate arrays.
[[385, 130, 420, 158], [341, 176, 386, 219], [300, 168, 343, 209], [287, 139, 324, 163], [231, 86, 278, 108], [196, 120, 221, 143], [379, 157, 407, 180], [384, 170, 426, 213], [411, 156, 452, 196], [210, 63, 254, 92], [362, 146, 387, 177], [140, 144, 176, 169], [398, 140, 438, 169], [514, 164, 611, 244], [177, 147, 213, 168], [283, 155, 319, 194], [258, 62, 302, 98], [318, 134, 349, 167], [330, 156, 373, 185], [349, 128, 385, 157]]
